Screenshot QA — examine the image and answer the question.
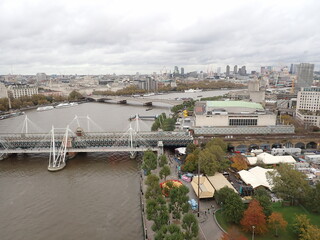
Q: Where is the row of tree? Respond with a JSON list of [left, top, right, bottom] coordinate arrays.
[[141, 151, 199, 240], [269, 164, 320, 213], [0, 90, 83, 112], [175, 80, 245, 92], [218, 163, 320, 239], [93, 85, 147, 96], [151, 113, 176, 132], [217, 186, 288, 238], [182, 138, 229, 176]]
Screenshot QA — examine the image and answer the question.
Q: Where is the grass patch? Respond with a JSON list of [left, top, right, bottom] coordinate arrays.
[[215, 203, 320, 240], [215, 209, 228, 231]]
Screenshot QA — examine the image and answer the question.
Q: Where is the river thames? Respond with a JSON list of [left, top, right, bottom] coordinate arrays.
[[0, 90, 229, 240]]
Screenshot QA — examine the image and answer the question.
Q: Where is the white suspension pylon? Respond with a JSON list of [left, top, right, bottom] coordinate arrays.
[[48, 125, 69, 171], [87, 115, 90, 132], [136, 114, 140, 132]]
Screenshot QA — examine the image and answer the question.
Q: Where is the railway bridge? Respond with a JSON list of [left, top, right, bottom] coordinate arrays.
[[0, 115, 193, 172], [85, 95, 185, 106], [195, 133, 320, 152]]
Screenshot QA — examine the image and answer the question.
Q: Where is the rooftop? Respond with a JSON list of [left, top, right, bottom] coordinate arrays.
[[206, 101, 264, 110]]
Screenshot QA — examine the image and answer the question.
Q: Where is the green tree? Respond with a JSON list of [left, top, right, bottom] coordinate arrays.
[[159, 154, 168, 167], [216, 186, 237, 205], [145, 174, 162, 200], [68, 90, 83, 100], [182, 153, 198, 173], [292, 214, 311, 237], [186, 143, 197, 155], [223, 194, 245, 224], [206, 138, 227, 152], [305, 182, 320, 213], [141, 150, 157, 175], [268, 164, 311, 205], [182, 213, 199, 240], [300, 225, 320, 240], [198, 149, 219, 176], [268, 212, 287, 237], [254, 187, 272, 217], [155, 224, 184, 240], [169, 185, 190, 220], [146, 196, 169, 231], [159, 165, 171, 181]]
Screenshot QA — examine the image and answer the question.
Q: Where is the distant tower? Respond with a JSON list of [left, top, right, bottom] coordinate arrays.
[[234, 65, 238, 74], [181, 67, 184, 75], [239, 66, 247, 76], [174, 66, 179, 75], [226, 65, 230, 76], [295, 63, 314, 90]]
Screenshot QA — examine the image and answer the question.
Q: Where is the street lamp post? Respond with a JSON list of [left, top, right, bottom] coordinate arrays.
[[252, 226, 255, 240], [197, 159, 200, 217]]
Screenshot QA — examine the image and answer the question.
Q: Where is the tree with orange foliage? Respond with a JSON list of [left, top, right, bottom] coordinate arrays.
[[240, 200, 268, 235], [268, 212, 288, 237], [230, 154, 248, 171], [220, 227, 248, 240]]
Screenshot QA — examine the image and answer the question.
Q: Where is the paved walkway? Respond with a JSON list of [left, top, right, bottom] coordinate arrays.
[[167, 153, 223, 240], [141, 152, 223, 240]]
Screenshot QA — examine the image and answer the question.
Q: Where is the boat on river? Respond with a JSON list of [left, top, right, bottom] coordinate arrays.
[[0, 111, 25, 120], [37, 106, 54, 111], [184, 89, 203, 93], [55, 102, 79, 108]]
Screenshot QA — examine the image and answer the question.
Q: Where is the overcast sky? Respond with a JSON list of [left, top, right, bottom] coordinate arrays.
[[0, 0, 319, 75]]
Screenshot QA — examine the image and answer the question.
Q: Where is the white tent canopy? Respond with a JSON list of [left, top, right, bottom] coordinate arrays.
[[246, 152, 296, 165], [175, 147, 186, 155], [238, 166, 274, 190]]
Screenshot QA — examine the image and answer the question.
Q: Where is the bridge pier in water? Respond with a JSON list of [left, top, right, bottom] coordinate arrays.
[[143, 102, 152, 106]]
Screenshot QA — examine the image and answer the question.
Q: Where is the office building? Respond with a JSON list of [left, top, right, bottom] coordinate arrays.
[[181, 67, 184, 75], [7, 84, 38, 98], [234, 65, 238, 75], [193, 101, 294, 135], [239, 66, 247, 76], [174, 66, 179, 75], [0, 83, 8, 98], [289, 64, 297, 74], [226, 65, 230, 76], [296, 87, 320, 127], [295, 63, 314, 90]]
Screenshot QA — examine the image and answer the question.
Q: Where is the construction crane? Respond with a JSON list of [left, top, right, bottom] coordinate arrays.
[[291, 76, 296, 94]]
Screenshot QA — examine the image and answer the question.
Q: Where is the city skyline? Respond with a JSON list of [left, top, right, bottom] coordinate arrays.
[[1, 0, 320, 75]]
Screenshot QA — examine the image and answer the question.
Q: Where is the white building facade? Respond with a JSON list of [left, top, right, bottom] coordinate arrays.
[[195, 101, 276, 127], [7, 85, 39, 98], [296, 87, 320, 127]]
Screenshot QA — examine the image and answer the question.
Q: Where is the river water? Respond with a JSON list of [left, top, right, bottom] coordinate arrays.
[[0, 89, 229, 240]]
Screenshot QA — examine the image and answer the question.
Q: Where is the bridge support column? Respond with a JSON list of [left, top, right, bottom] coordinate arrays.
[[118, 100, 127, 104], [157, 141, 164, 157], [143, 102, 152, 106]]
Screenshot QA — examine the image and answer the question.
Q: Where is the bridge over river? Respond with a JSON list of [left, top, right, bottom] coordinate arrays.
[[0, 115, 193, 172], [85, 95, 185, 106]]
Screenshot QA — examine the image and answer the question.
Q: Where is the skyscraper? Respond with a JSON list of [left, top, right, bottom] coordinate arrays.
[[226, 65, 230, 76], [174, 66, 179, 75], [239, 66, 246, 76], [295, 63, 314, 90], [234, 65, 238, 74], [181, 67, 184, 75]]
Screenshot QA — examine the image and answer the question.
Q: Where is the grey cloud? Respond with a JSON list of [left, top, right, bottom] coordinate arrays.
[[0, 0, 320, 74]]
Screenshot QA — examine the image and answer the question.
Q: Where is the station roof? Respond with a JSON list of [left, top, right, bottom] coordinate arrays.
[[207, 101, 264, 110]]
